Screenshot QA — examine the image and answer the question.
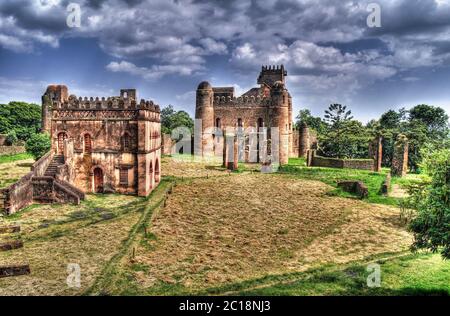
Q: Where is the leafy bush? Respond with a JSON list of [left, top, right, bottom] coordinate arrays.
[[409, 145, 450, 258], [0, 101, 41, 141], [25, 133, 51, 160], [5, 130, 18, 145]]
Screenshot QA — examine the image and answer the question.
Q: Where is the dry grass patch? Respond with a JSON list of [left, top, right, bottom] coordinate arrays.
[[162, 155, 228, 178], [0, 157, 34, 189], [129, 173, 411, 293], [0, 194, 145, 295]]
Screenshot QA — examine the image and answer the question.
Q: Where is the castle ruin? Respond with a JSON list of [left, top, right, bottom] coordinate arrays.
[[42, 85, 162, 196], [195, 65, 294, 165]]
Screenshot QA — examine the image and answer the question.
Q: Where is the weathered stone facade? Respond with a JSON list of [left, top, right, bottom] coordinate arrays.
[[42, 86, 162, 196], [368, 136, 383, 172], [195, 66, 293, 165], [391, 134, 409, 177]]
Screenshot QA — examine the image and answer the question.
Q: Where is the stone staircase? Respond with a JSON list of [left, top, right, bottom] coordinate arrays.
[[44, 155, 64, 177], [32, 155, 85, 205]]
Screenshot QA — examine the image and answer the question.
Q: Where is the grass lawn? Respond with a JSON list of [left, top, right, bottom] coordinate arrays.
[[226, 252, 450, 296], [0, 152, 32, 164], [281, 157, 428, 206], [0, 153, 34, 189]]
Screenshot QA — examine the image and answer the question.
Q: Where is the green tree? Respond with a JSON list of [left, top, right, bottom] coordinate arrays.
[[160, 105, 194, 135], [319, 119, 370, 159], [295, 109, 327, 134], [319, 104, 366, 158], [5, 130, 18, 145], [25, 133, 51, 160], [409, 143, 450, 258], [409, 104, 449, 137], [0, 101, 41, 141]]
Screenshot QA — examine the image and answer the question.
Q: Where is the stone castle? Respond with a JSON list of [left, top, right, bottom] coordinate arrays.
[[195, 65, 294, 165], [41, 85, 162, 196]]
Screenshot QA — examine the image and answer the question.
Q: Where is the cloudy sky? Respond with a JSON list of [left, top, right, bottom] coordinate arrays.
[[1, 0, 450, 122]]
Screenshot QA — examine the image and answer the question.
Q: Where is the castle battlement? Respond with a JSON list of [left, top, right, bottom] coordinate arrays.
[[50, 93, 160, 113], [213, 95, 273, 106]]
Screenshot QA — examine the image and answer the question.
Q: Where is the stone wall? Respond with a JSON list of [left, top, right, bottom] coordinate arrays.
[[0, 172, 34, 215], [0, 151, 54, 215], [307, 150, 374, 171], [0, 146, 26, 156], [162, 133, 174, 155], [0, 135, 6, 146], [31, 151, 54, 177], [292, 127, 317, 158], [391, 134, 408, 177]]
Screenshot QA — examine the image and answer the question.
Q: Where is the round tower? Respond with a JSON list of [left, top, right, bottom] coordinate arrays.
[[42, 85, 68, 133], [195, 81, 214, 158], [299, 121, 310, 158], [271, 81, 290, 165]]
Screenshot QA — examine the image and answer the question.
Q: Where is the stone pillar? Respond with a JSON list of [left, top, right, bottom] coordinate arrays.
[[223, 132, 238, 171], [391, 134, 408, 177], [299, 122, 310, 158], [368, 136, 382, 172]]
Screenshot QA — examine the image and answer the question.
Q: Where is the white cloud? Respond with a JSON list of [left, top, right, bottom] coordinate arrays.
[[106, 60, 204, 80]]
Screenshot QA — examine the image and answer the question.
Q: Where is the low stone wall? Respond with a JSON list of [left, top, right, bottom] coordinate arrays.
[[31, 151, 54, 177], [338, 180, 369, 199], [1, 151, 54, 215], [307, 150, 374, 171], [0, 172, 34, 215], [0, 146, 26, 156]]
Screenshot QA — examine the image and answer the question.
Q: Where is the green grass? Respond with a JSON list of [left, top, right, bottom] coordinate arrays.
[[227, 253, 450, 296], [279, 158, 422, 206], [0, 152, 32, 164]]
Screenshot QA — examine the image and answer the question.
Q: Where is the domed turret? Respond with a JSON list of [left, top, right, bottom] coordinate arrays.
[[197, 81, 212, 90]]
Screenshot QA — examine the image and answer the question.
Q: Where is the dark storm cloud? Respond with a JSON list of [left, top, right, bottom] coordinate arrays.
[[1, 0, 450, 116]]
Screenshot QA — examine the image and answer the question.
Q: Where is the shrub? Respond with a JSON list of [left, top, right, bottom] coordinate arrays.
[[25, 133, 51, 160], [409, 145, 450, 258], [5, 130, 18, 145]]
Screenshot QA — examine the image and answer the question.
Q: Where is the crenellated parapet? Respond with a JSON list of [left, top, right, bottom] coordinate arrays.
[[213, 95, 273, 107], [52, 95, 160, 113]]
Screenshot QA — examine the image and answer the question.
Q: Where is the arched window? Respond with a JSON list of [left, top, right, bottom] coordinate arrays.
[[84, 134, 92, 153], [215, 118, 221, 128], [123, 133, 131, 151], [149, 161, 153, 189], [238, 118, 243, 128], [57, 132, 68, 154], [155, 159, 160, 183]]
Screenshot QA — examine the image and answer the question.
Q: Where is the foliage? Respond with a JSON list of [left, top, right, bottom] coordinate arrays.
[[295, 109, 327, 134], [5, 130, 18, 145], [160, 105, 194, 135], [324, 103, 353, 126], [25, 133, 51, 160], [409, 144, 450, 259], [317, 104, 368, 159], [0, 101, 41, 141], [318, 120, 370, 159], [378, 105, 449, 172]]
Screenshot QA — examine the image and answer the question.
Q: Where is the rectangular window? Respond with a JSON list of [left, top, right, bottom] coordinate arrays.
[[120, 169, 128, 185]]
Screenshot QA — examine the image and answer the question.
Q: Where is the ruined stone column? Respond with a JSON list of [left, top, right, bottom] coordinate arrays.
[[391, 134, 408, 177], [299, 122, 310, 158], [368, 136, 382, 172], [223, 132, 238, 171]]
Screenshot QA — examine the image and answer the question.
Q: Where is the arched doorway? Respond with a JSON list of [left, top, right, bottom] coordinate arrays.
[[84, 134, 92, 154], [57, 132, 67, 154], [93, 167, 104, 193], [155, 159, 160, 183], [149, 161, 153, 189]]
